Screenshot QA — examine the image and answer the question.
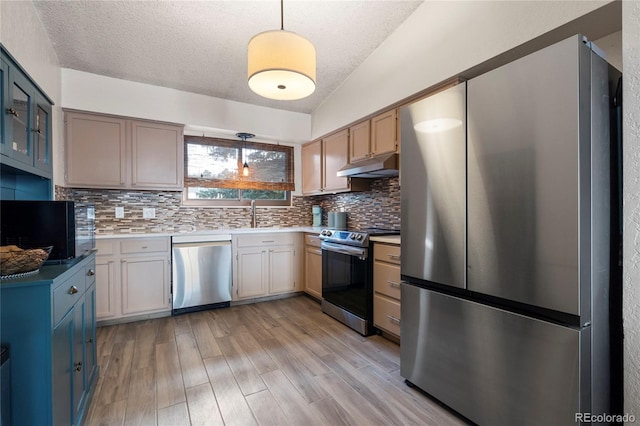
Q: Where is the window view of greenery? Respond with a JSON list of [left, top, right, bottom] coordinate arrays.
[[184, 137, 292, 205]]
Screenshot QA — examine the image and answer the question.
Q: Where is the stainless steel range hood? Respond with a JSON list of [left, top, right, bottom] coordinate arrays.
[[336, 152, 399, 178]]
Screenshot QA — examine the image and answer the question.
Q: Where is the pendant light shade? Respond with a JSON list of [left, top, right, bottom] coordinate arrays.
[[247, 1, 316, 100]]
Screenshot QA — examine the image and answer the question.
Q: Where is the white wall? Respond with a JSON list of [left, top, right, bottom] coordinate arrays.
[[1, 0, 62, 188], [312, 0, 612, 138], [623, 0, 640, 418], [61, 69, 311, 144]]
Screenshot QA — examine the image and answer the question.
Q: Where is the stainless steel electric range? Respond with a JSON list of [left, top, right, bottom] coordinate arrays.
[[319, 228, 400, 336]]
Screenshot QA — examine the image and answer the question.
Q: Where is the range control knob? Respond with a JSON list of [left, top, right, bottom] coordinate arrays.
[[326, 231, 333, 237], [356, 234, 364, 241], [349, 233, 356, 240]]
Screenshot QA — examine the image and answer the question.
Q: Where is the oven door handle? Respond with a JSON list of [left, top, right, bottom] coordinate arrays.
[[321, 242, 368, 260]]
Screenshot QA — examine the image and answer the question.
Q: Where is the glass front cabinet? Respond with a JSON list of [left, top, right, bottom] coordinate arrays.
[[1, 46, 53, 179]]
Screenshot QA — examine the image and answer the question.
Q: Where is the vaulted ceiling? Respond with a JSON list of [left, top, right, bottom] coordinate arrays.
[[33, 1, 424, 114]]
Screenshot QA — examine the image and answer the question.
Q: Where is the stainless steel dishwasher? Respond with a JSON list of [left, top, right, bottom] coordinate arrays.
[[171, 234, 232, 314]]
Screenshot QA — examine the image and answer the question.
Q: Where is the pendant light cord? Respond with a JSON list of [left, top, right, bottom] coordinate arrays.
[[280, 0, 284, 30]]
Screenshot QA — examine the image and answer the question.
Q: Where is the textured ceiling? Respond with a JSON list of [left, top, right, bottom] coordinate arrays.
[[32, 0, 423, 114]]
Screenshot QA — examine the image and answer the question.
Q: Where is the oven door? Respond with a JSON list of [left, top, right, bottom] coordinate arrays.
[[321, 241, 370, 319]]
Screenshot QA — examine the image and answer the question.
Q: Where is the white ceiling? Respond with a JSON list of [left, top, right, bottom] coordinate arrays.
[[32, 0, 424, 114]]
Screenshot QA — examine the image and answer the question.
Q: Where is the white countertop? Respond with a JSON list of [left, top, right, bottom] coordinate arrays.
[[370, 235, 401, 245], [95, 226, 324, 240]]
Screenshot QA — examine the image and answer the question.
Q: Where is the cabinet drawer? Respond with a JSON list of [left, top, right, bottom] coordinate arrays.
[[374, 243, 401, 264], [235, 233, 296, 248], [304, 234, 322, 248], [53, 268, 86, 325], [373, 261, 401, 300], [95, 240, 115, 256], [120, 237, 169, 254], [374, 294, 401, 337]]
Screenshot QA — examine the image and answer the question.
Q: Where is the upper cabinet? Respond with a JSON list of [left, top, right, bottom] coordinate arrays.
[[349, 109, 398, 163], [1, 47, 53, 180], [349, 120, 371, 163], [301, 139, 322, 195], [371, 109, 398, 156], [323, 129, 351, 193], [301, 129, 369, 196], [64, 110, 184, 191]]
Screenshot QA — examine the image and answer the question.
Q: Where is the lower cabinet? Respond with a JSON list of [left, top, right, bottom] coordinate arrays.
[[233, 233, 301, 301], [0, 254, 97, 426], [95, 236, 171, 323], [303, 233, 322, 300], [373, 242, 401, 338]]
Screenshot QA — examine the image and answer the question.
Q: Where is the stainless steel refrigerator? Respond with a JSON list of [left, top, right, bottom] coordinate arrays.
[[400, 35, 615, 425]]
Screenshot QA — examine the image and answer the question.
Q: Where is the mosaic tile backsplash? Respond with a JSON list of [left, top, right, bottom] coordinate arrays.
[[55, 177, 401, 234]]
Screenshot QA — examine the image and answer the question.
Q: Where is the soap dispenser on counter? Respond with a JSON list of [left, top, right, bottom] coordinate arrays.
[[312, 205, 322, 227]]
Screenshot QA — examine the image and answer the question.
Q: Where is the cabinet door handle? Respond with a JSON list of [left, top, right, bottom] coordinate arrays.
[[387, 254, 401, 260], [87, 269, 95, 276], [5, 108, 18, 117], [74, 362, 83, 372], [386, 315, 401, 325], [68, 285, 79, 295], [32, 128, 42, 135], [141, 246, 148, 249], [387, 280, 401, 288], [261, 241, 275, 243], [87, 338, 93, 343]]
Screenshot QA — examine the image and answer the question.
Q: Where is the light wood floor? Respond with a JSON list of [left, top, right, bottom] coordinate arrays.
[[85, 295, 467, 426]]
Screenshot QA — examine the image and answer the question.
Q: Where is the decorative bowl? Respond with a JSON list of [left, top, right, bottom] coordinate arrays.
[[0, 245, 53, 278]]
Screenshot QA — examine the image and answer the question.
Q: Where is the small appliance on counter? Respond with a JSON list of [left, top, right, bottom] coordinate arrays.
[[327, 211, 347, 229], [312, 205, 322, 227], [0, 200, 95, 262]]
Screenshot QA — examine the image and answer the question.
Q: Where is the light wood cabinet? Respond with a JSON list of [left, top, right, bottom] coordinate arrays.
[[349, 120, 371, 163], [95, 236, 171, 324], [323, 129, 351, 193], [371, 109, 398, 156], [233, 232, 301, 301], [301, 139, 322, 195], [65, 110, 184, 190], [373, 242, 401, 338], [301, 130, 369, 196], [348, 109, 398, 164], [303, 233, 322, 300]]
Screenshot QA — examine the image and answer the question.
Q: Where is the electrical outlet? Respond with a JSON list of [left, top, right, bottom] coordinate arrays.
[[115, 207, 124, 218], [143, 208, 155, 219]]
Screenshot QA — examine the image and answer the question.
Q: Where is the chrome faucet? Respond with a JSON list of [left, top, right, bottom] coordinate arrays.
[[250, 199, 256, 228]]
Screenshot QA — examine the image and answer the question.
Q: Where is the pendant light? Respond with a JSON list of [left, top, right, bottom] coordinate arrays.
[[237, 132, 255, 177], [247, 0, 316, 100]]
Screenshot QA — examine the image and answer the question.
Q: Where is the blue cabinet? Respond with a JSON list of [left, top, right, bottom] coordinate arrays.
[[0, 254, 98, 426], [0, 45, 53, 180]]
